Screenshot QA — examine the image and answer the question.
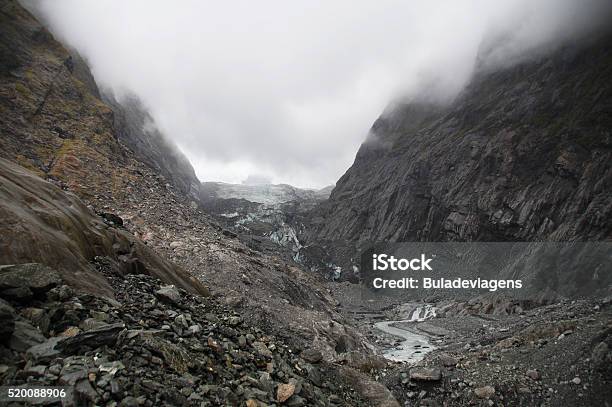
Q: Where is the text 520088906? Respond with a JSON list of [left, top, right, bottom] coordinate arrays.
[[0, 386, 70, 402]]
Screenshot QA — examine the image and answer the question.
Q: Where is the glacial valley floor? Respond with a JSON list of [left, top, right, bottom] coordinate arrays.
[[329, 282, 612, 407]]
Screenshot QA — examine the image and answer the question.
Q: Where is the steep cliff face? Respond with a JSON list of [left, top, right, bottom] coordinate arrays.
[[0, 0, 123, 199], [315, 34, 612, 246], [103, 92, 201, 199], [0, 0, 199, 201]]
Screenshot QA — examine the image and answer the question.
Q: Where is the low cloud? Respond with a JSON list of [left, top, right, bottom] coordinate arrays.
[[27, 0, 612, 187]]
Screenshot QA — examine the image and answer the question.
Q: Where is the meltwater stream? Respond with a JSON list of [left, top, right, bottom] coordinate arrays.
[[374, 305, 437, 363]]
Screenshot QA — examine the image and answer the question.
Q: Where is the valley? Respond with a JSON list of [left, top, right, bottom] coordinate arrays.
[[0, 1, 611, 406]]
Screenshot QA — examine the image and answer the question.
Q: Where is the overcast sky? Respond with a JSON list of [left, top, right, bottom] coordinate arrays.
[[30, 0, 612, 188]]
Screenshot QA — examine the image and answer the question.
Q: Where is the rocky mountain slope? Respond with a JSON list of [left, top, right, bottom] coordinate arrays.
[[103, 92, 201, 200], [314, 33, 612, 252], [0, 0, 199, 204], [0, 262, 368, 406], [0, 157, 208, 299], [0, 2, 398, 405]]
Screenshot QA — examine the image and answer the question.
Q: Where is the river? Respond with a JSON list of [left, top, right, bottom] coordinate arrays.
[[374, 305, 436, 363]]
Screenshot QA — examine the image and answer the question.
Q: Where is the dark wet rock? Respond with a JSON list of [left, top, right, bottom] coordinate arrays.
[[57, 323, 124, 355], [9, 319, 45, 352], [80, 317, 108, 331], [59, 370, 88, 387], [75, 378, 98, 402], [286, 395, 306, 406], [24, 364, 46, 377], [222, 229, 237, 238], [256, 371, 274, 393], [26, 337, 62, 363], [100, 212, 124, 227], [1, 286, 33, 302]]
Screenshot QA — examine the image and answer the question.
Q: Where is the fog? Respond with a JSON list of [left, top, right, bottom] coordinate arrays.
[[28, 0, 612, 188]]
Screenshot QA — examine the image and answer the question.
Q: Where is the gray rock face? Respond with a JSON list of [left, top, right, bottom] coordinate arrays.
[[102, 92, 201, 200], [313, 34, 612, 273]]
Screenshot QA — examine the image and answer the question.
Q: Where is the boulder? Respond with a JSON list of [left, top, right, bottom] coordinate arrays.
[[155, 285, 181, 304], [277, 382, 296, 403], [252, 341, 273, 358], [99, 212, 124, 227], [57, 323, 124, 354], [0, 263, 62, 295], [9, 319, 46, 351], [409, 367, 442, 381], [25, 322, 122, 362], [26, 337, 62, 362], [300, 349, 323, 364]]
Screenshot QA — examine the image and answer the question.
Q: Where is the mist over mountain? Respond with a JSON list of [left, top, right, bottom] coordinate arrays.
[[21, 0, 612, 188], [1, 1, 611, 406]]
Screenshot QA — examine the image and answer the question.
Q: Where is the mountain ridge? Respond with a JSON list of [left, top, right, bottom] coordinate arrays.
[[314, 32, 612, 247]]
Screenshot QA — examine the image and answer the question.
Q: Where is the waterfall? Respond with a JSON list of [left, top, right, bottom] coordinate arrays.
[[408, 304, 437, 322]]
